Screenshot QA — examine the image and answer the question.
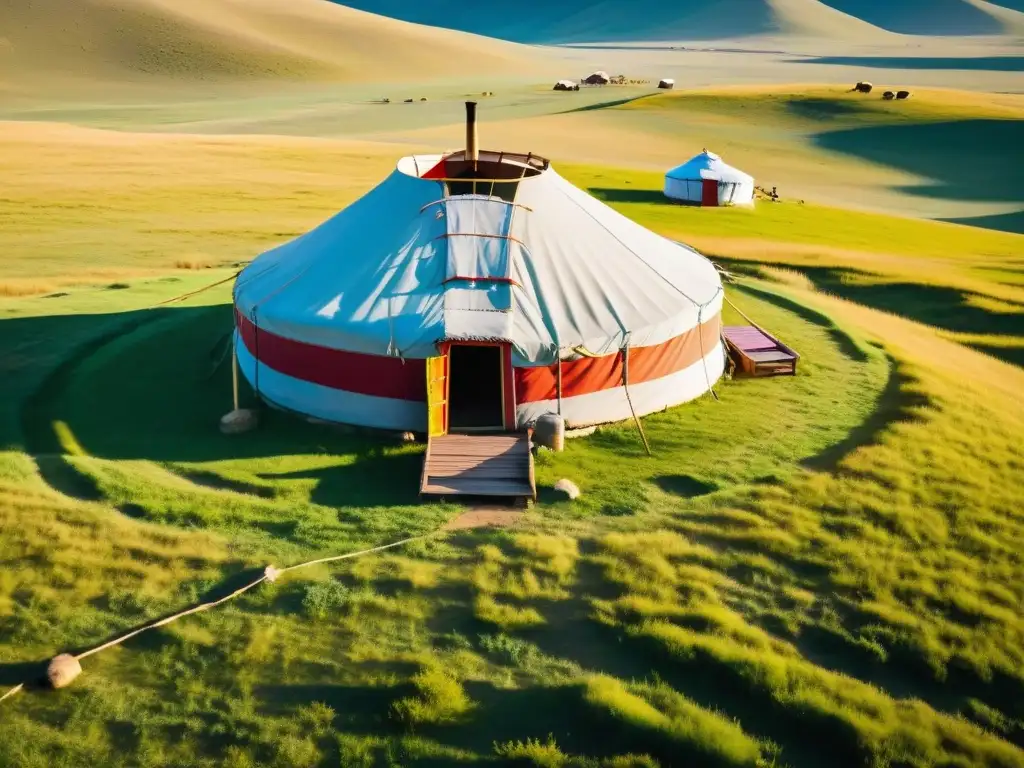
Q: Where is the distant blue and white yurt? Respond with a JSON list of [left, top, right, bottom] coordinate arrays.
[[664, 150, 754, 207], [232, 104, 724, 435]]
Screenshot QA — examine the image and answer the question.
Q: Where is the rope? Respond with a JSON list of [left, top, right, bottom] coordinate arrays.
[[621, 345, 652, 457], [724, 292, 764, 330], [154, 272, 241, 307], [697, 303, 720, 402], [0, 532, 432, 705], [0, 684, 24, 704]]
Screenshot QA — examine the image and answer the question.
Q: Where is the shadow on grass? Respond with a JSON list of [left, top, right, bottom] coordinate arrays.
[[258, 681, 409, 733], [802, 356, 929, 472], [941, 209, 1024, 234], [603, 631, 843, 768], [588, 187, 670, 205], [965, 342, 1024, 368], [426, 679, 752, 768], [654, 474, 718, 498], [0, 659, 50, 689], [258, 448, 424, 509], [5, 304, 432, 511], [171, 466, 279, 499], [795, 266, 1024, 337], [559, 95, 652, 114], [32, 454, 104, 502], [812, 120, 1024, 224], [730, 279, 870, 363]]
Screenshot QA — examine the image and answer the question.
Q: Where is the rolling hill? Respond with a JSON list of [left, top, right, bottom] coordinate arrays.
[[0, 0, 549, 87], [333, 0, 1024, 41]]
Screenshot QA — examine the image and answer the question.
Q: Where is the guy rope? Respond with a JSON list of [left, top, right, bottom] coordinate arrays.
[[0, 532, 435, 705]]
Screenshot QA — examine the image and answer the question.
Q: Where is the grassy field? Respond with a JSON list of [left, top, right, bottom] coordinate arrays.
[[383, 86, 1024, 230], [4, 267, 1022, 766], [1, 66, 1024, 766]]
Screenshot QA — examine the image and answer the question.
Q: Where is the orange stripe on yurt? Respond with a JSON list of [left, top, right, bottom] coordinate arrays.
[[514, 313, 721, 404], [236, 309, 720, 406]]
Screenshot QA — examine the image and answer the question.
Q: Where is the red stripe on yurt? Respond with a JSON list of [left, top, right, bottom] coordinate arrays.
[[236, 311, 425, 402], [515, 313, 722, 403]]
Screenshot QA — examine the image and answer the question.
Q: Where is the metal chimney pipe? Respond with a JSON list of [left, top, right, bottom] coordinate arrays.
[[465, 101, 478, 168]]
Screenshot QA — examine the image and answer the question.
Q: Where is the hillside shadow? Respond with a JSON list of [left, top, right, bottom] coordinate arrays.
[[812, 0, 1005, 35], [730, 279, 869, 363], [794, 267, 1024, 337], [803, 356, 930, 472], [560, 95, 651, 114], [784, 97, 878, 122], [32, 454, 104, 502], [965, 341, 1024, 368], [941, 209, 1024, 234], [812, 120, 1024, 229], [794, 55, 1024, 72]]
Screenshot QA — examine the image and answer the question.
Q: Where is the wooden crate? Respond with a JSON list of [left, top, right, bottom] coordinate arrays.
[[723, 325, 799, 377]]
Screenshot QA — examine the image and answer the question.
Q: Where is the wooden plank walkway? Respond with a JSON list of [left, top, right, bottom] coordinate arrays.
[[420, 433, 535, 501]]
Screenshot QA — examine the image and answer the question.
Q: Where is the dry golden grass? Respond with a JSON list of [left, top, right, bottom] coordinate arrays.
[[0, 121, 416, 286]]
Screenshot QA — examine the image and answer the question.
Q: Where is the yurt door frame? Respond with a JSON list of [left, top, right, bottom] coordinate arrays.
[[427, 341, 516, 435], [701, 179, 719, 207]]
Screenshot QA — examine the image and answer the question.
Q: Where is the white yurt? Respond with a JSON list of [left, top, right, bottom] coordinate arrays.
[[664, 150, 754, 206], [233, 103, 724, 435]]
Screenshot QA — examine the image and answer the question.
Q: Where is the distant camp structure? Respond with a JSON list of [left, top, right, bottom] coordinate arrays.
[[553, 79, 579, 91], [583, 70, 611, 85], [658, 78, 675, 90], [664, 150, 755, 207], [231, 102, 725, 436]]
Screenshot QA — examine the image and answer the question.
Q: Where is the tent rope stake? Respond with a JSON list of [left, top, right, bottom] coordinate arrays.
[[0, 534, 433, 706]]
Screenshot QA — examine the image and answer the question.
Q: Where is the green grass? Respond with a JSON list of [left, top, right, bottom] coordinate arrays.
[[2, 124, 1024, 766], [2, 269, 1021, 766], [559, 163, 1024, 366]]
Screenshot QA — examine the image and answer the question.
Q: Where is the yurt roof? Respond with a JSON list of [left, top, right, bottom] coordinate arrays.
[[666, 150, 752, 184], [235, 108, 723, 369], [555, 79, 576, 87]]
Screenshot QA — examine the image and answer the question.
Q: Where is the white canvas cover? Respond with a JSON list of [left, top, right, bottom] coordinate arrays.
[[664, 150, 755, 206], [234, 158, 724, 369]]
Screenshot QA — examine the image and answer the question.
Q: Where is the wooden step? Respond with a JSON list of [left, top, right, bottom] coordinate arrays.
[[421, 432, 536, 501]]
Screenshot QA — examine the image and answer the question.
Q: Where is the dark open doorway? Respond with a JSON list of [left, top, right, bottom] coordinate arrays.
[[448, 345, 504, 431]]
